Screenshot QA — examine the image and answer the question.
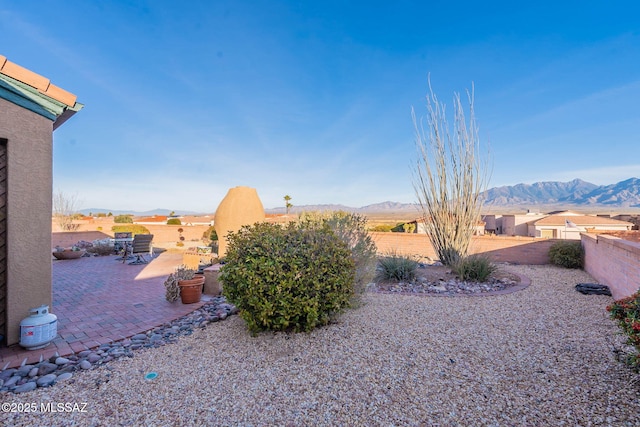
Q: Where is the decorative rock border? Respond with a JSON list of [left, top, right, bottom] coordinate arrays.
[[369, 270, 531, 297], [0, 297, 237, 394]]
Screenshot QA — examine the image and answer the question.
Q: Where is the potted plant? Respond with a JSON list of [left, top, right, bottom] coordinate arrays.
[[164, 265, 204, 304]]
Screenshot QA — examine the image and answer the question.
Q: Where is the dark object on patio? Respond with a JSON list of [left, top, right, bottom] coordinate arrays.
[[575, 283, 612, 296], [128, 234, 154, 265], [52, 249, 86, 260]]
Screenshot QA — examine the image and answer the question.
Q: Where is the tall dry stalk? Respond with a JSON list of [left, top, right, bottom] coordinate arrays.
[[52, 190, 81, 231], [412, 81, 490, 265]]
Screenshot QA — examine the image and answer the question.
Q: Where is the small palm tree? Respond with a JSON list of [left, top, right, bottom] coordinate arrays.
[[284, 195, 293, 215]]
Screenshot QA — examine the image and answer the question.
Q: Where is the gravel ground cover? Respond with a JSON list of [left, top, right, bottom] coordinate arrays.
[[1, 265, 638, 426]]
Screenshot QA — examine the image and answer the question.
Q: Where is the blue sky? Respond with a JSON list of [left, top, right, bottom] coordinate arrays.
[[2, 1, 639, 212]]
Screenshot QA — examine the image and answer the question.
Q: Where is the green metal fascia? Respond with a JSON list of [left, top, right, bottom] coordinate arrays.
[[0, 74, 63, 121]]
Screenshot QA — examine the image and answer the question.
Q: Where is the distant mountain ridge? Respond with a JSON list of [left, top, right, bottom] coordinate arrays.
[[269, 178, 640, 212], [266, 201, 421, 214], [79, 178, 640, 216], [483, 178, 598, 205], [483, 177, 640, 208]]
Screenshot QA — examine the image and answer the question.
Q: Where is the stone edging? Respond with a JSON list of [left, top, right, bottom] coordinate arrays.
[[369, 269, 531, 298], [0, 298, 238, 394]]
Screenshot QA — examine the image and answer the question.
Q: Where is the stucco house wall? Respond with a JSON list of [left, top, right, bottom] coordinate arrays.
[[0, 56, 82, 346], [500, 213, 547, 236], [1, 97, 53, 345]]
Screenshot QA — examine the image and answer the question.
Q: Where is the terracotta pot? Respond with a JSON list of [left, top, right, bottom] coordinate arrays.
[[178, 276, 205, 304]]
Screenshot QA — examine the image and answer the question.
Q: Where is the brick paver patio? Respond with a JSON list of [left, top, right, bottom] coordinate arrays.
[[0, 251, 204, 369]]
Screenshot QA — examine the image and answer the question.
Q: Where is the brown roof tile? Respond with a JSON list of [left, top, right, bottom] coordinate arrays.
[[0, 55, 77, 107]]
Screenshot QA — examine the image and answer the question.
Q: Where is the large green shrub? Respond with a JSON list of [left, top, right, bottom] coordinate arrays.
[[111, 225, 150, 236], [167, 218, 182, 225], [451, 254, 497, 282], [607, 292, 640, 370], [375, 252, 419, 281], [221, 222, 355, 333], [114, 214, 133, 223], [548, 241, 583, 268], [298, 211, 377, 298]]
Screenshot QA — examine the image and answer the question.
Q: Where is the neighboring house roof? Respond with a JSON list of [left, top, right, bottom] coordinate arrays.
[[135, 216, 168, 223], [180, 215, 214, 225], [534, 214, 633, 227], [546, 210, 582, 215], [0, 55, 83, 129]]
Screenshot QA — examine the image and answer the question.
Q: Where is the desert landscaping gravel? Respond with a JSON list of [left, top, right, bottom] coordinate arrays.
[[1, 265, 639, 426]]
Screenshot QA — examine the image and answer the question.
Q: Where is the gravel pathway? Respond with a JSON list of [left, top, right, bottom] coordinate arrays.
[[1, 265, 638, 426]]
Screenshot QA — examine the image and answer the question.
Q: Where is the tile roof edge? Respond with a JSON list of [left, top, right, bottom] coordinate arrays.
[[0, 55, 77, 107]]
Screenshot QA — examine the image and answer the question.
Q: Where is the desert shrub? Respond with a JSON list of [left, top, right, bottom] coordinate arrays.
[[451, 254, 497, 282], [370, 224, 394, 232], [548, 241, 583, 268], [403, 223, 416, 233], [607, 292, 640, 370], [112, 225, 150, 236], [298, 211, 377, 298], [221, 222, 355, 334], [97, 213, 107, 218], [202, 226, 218, 241], [114, 214, 133, 223], [375, 252, 419, 281], [167, 218, 182, 225], [391, 223, 406, 232]]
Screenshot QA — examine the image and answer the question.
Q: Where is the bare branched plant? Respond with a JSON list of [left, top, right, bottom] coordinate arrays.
[[412, 80, 491, 266], [52, 190, 81, 231]]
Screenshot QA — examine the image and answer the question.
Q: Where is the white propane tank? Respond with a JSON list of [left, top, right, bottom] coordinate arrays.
[[20, 305, 58, 350]]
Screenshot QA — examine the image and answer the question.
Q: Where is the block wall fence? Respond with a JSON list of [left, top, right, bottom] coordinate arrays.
[[52, 225, 211, 249], [52, 229, 640, 301], [369, 232, 555, 265], [54, 230, 556, 265], [582, 233, 640, 300]]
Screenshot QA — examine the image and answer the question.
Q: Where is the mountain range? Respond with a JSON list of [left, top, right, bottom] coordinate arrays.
[[79, 177, 640, 216], [483, 177, 640, 208], [268, 177, 640, 212]]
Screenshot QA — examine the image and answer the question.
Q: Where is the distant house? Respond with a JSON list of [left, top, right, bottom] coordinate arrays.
[[179, 215, 214, 226], [533, 212, 633, 239], [485, 211, 547, 236], [610, 214, 640, 230], [0, 56, 83, 345]]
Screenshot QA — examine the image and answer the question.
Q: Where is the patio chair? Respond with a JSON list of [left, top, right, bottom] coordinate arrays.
[[127, 234, 154, 265]]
